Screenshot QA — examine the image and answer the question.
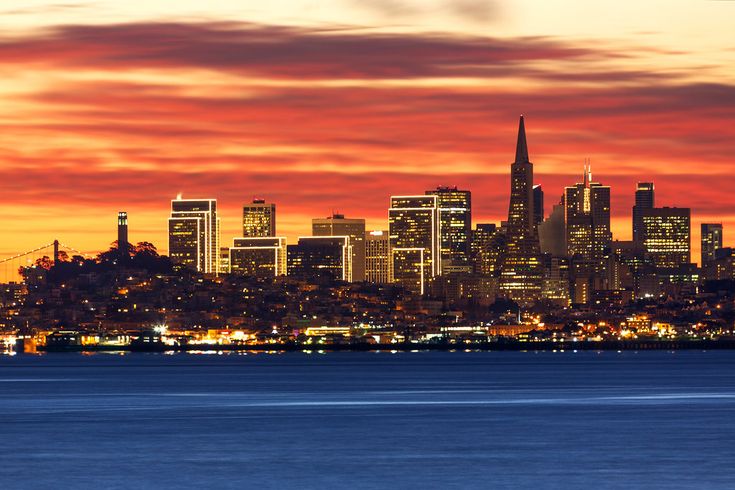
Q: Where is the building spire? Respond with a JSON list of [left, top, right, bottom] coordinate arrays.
[[583, 158, 592, 187], [515, 115, 529, 163]]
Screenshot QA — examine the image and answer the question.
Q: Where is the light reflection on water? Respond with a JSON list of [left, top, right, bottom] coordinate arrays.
[[1, 350, 734, 489]]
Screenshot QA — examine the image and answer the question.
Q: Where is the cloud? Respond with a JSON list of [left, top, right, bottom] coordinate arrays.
[[447, 0, 500, 23], [0, 2, 89, 16], [0, 21, 628, 80], [346, 0, 501, 24], [0, 20, 731, 261]]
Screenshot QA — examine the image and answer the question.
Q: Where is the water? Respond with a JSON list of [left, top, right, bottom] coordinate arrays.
[[1, 350, 735, 489]]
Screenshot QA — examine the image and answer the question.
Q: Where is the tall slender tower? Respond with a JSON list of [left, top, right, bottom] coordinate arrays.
[[117, 211, 129, 254], [499, 116, 542, 304], [532, 185, 544, 228]]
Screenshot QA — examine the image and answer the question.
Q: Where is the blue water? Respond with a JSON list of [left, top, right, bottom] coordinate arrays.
[[1, 350, 735, 489]]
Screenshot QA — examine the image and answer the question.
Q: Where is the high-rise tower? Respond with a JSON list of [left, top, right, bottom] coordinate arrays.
[[168, 197, 220, 274], [499, 116, 543, 304], [532, 185, 544, 228], [425, 186, 472, 274], [633, 182, 654, 244], [389, 195, 440, 295], [564, 163, 612, 272], [641, 207, 690, 268], [701, 223, 723, 268]]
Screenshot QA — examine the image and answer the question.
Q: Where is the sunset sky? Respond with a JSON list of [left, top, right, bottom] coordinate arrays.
[[0, 0, 734, 278]]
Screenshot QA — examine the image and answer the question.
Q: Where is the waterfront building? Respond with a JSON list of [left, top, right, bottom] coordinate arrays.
[[365, 230, 392, 284], [229, 237, 287, 277], [499, 116, 543, 304], [312, 214, 366, 282], [389, 195, 440, 295], [168, 197, 219, 274], [633, 182, 655, 245], [425, 186, 472, 274], [287, 236, 352, 282], [243, 199, 276, 237], [641, 207, 691, 269]]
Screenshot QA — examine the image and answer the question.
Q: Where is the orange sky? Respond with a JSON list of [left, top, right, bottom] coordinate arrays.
[[0, 1, 734, 280]]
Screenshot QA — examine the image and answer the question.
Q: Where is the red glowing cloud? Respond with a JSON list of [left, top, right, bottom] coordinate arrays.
[[0, 21, 732, 266]]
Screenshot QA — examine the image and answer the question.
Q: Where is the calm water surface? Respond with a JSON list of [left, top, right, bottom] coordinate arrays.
[[1, 350, 734, 489]]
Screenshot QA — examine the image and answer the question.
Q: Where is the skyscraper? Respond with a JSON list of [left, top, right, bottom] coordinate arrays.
[[229, 237, 287, 277], [532, 185, 544, 228], [499, 116, 543, 304], [287, 236, 352, 282], [641, 207, 691, 268], [312, 214, 366, 282], [389, 195, 440, 295], [701, 223, 723, 267], [168, 197, 220, 274], [633, 182, 654, 244], [243, 199, 276, 237], [425, 186, 472, 274], [117, 211, 129, 254], [564, 164, 612, 273], [365, 230, 392, 284]]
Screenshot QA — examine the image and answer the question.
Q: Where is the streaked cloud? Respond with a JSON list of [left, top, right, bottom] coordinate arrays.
[[0, 20, 731, 264]]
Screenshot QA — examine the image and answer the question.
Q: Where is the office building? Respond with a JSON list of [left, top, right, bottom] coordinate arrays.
[[641, 207, 691, 268], [287, 236, 352, 282], [633, 182, 654, 244], [564, 163, 612, 274], [470, 224, 504, 276], [389, 195, 440, 295], [243, 199, 276, 237], [229, 237, 287, 277], [499, 116, 543, 303], [365, 230, 391, 284], [701, 223, 724, 267], [168, 197, 219, 274], [312, 214, 366, 282], [425, 186, 472, 273]]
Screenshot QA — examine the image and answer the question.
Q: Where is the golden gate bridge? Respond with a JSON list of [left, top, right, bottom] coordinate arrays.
[[0, 240, 94, 282]]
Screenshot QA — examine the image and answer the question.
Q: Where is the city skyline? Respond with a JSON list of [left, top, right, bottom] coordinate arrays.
[[3, 4, 735, 489], [0, 115, 728, 283], [0, 1, 734, 267]]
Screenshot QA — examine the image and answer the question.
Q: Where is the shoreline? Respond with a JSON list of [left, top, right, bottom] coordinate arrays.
[[26, 338, 735, 353]]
